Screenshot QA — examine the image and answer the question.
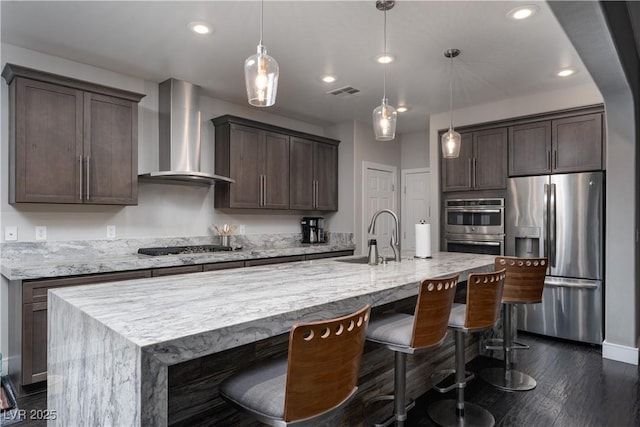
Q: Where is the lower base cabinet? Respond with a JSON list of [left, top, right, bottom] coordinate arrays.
[[13, 250, 353, 386]]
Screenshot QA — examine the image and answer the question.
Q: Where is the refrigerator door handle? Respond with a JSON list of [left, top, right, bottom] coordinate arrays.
[[543, 183, 549, 260], [549, 183, 557, 267]]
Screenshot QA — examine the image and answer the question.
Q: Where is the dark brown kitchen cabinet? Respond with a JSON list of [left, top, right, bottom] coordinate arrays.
[[442, 128, 507, 192], [214, 121, 289, 209], [509, 113, 603, 176], [213, 115, 339, 212], [19, 270, 151, 386], [552, 113, 603, 173], [151, 265, 203, 276], [289, 137, 339, 211], [509, 121, 552, 176], [2, 64, 144, 205]]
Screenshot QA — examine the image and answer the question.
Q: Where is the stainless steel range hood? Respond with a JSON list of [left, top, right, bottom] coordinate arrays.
[[139, 78, 234, 185]]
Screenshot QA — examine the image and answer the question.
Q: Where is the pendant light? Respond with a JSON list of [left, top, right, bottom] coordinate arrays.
[[244, 0, 279, 107], [372, 0, 397, 141], [442, 48, 461, 158]]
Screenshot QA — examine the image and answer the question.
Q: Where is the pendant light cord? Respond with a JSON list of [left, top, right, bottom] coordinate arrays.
[[449, 53, 453, 129], [259, 0, 264, 46], [383, 6, 387, 99]]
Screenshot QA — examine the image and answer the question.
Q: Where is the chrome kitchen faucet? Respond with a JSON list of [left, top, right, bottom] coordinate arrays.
[[367, 209, 401, 263]]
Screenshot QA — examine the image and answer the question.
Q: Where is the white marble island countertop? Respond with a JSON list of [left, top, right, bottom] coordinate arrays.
[[48, 252, 495, 426]]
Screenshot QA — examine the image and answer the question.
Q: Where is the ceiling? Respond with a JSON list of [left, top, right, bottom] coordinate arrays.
[[1, 1, 596, 134]]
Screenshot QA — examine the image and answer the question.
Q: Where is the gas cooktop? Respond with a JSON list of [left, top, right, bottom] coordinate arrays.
[[137, 245, 233, 256]]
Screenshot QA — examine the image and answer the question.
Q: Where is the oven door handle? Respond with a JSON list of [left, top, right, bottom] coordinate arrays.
[[448, 240, 501, 246], [445, 208, 503, 214]]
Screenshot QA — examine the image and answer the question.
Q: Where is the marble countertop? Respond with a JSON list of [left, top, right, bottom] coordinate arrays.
[[50, 251, 495, 363], [1, 240, 354, 281]]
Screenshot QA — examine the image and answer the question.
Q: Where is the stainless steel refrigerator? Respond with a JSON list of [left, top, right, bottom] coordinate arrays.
[[506, 172, 604, 344]]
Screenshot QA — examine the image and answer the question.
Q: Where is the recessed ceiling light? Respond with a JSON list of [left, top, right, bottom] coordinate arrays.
[[188, 22, 212, 35], [320, 74, 337, 83], [376, 54, 396, 64], [507, 5, 539, 21], [397, 106, 408, 113], [557, 67, 577, 77]]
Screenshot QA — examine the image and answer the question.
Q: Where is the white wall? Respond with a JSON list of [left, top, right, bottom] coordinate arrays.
[[428, 83, 603, 253], [401, 129, 429, 170], [0, 43, 330, 243], [325, 122, 356, 234]]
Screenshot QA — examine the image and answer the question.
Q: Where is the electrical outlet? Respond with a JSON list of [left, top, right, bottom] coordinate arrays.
[[106, 225, 116, 239], [238, 224, 246, 235], [35, 226, 47, 241], [4, 226, 17, 241]]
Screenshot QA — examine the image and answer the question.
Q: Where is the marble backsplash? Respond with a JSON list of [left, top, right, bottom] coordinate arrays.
[[0, 232, 354, 263]]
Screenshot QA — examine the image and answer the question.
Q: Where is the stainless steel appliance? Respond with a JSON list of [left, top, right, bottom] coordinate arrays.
[[507, 172, 604, 344], [444, 198, 505, 256], [301, 217, 325, 244]]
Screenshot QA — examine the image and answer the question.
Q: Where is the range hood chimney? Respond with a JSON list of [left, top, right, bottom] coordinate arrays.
[[139, 78, 234, 185]]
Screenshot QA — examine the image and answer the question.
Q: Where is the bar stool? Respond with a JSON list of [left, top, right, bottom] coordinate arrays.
[[428, 269, 506, 427], [480, 256, 547, 391], [219, 305, 370, 426], [364, 274, 459, 427]]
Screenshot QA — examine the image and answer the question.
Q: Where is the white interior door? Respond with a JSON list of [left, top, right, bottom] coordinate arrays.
[[364, 164, 396, 255], [401, 169, 431, 250]]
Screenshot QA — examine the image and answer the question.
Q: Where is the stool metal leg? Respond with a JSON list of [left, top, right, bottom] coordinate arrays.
[[364, 351, 415, 427], [428, 330, 495, 427], [480, 303, 537, 391]]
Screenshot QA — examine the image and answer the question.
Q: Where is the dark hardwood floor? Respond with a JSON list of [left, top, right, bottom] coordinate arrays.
[[4, 332, 639, 426]]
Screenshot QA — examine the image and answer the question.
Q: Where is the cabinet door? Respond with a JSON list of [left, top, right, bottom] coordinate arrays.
[[289, 137, 315, 210], [229, 124, 262, 208], [473, 128, 507, 190], [552, 113, 602, 173], [314, 142, 339, 211], [84, 93, 138, 204], [442, 132, 473, 192], [509, 121, 552, 176], [21, 269, 151, 386], [261, 131, 290, 209], [22, 302, 48, 385], [13, 78, 83, 203]]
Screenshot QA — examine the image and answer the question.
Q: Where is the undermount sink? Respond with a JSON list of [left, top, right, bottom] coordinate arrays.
[[335, 256, 395, 264]]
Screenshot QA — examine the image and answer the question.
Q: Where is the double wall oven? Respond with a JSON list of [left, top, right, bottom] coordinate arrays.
[[444, 198, 505, 256]]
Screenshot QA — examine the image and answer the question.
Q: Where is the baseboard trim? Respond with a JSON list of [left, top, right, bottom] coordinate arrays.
[[602, 340, 639, 365]]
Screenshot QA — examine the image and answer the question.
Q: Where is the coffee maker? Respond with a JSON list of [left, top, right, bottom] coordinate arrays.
[[301, 217, 325, 243]]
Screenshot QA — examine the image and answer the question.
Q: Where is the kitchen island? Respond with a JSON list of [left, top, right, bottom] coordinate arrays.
[[48, 252, 495, 426]]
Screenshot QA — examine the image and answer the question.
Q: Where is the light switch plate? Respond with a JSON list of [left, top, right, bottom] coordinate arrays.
[[4, 226, 17, 241], [35, 226, 47, 241], [238, 225, 246, 235], [106, 225, 116, 239]]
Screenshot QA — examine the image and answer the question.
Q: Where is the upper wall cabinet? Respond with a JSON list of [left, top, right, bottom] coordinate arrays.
[[441, 128, 507, 192], [212, 115, 339, 211], [290, 137, 338, 211], [2, 64, 145, 205], [509, 112, 603, 176]]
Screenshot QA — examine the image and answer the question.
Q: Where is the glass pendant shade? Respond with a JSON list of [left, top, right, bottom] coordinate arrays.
[[245, 44, 279, 107], [373, 98, 397, 141], [441, 128, 462, 158]]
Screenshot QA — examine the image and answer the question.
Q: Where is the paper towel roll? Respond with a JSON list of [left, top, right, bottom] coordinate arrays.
[[415, 223, 432, 258]]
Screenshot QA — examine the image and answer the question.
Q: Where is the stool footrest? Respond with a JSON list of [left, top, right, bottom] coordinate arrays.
[[430, 369, 475, 394], [363, 395, 415, 427], [512, 340, 530, 350]]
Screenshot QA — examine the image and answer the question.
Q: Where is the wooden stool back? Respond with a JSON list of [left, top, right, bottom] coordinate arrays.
[[411, 274, 459, 348], [495, 257, 547, 303], [465, 269, 506, 330], [284, 304, 370, 422]]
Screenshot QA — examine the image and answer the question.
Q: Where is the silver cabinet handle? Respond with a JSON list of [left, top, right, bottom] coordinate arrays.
[[314, 180, 319, 209], [468, 158, 472, 188], [473, 157, 477, 188], [263, 175, 267, 206], [259, 175, 264, 207], [553, 149, 558, 170], [547, 150, 551, 170], [85, 156, 90, 201], [78, 156, 83, 201]]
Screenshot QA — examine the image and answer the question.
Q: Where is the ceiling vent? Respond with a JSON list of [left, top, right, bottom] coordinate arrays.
[[327, 86, 361, 98]]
